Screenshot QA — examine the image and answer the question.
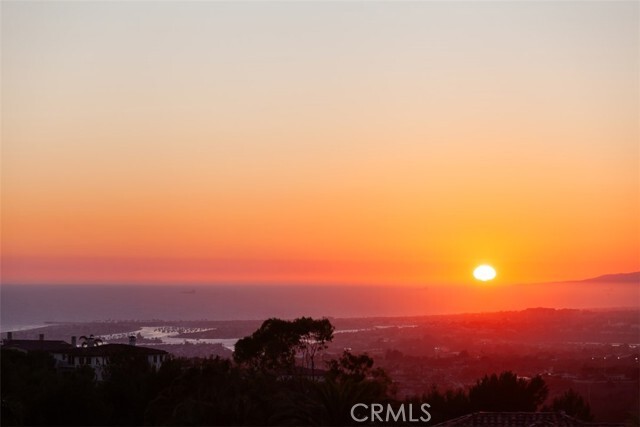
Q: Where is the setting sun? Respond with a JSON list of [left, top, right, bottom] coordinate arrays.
[[473, 265, 497, 282]]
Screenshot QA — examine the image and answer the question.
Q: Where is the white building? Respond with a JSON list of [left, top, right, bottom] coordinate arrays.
[[2, 333, 168, 381]]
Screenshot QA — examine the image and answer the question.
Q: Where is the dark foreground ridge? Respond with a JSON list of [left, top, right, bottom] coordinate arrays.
[[1, 314, 638, 426], [435, 411, 622, 427]]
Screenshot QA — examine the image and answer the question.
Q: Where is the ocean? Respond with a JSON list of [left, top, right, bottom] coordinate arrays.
[[1, 282, 638, 332]]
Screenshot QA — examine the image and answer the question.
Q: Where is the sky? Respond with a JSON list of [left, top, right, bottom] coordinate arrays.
[[1, 1, 638, 286]]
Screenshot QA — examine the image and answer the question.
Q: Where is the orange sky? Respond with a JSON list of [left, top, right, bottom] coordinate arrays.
[[1, 2, 638, 286]]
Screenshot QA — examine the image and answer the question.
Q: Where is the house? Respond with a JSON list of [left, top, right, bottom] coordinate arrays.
[[2, 332, 168, 381], [65, 337, 168, 380], [434, 412, 623, 427], [2, 332, 74, 367]]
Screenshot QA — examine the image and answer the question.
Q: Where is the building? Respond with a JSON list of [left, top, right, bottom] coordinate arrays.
[[2, 332, 74, 367], [434, 412, 624, 427], [2, 332, 168, 381], [65, 340, 168, 380]]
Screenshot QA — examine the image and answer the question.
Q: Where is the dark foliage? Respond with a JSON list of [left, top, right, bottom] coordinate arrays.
[[468, 371, 548, 412], [407, 386, 471, 424], [1, 318, 591, 426], [1, 349, 106, 425], [543, 388, 594, 422], [233, 317, 333, 375]]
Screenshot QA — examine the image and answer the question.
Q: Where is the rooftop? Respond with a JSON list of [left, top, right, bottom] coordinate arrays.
[[68, 343, 167, 356], [434, 412, 623, 427], [2, 338, 167, 356], [2, 339, 73, 353]]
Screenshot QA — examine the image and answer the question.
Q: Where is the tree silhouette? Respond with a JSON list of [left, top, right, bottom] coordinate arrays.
[[543, 388, 593, 421], [234, 317, 334, 375], [234, 318, 300, 373], [327, 352, 381, 382], [78, 334, 103, 348], [408, 386, 470, 424], [468, 371, 548, 412], [271, 351, 392, 426], [0, 349, 105, 426], [295, 317, 334, 377]]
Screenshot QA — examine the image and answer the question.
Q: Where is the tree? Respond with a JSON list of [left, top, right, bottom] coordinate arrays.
[[543, 389, 593, 422], [234, 318, 300, 373], [0, 349, 105, 426], [294, 317, 334, 377], [100, 350, 155, 425], [410, 386, 470, 424], [79, 334, 103, 348], [326, 351, 392, 398], [468, 371, 548, 412], [144, 357, 275, 426], [234, 317, 334, 375]]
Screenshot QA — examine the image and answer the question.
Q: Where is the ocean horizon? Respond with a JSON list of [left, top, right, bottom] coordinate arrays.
[[2, 282, 638, 333]]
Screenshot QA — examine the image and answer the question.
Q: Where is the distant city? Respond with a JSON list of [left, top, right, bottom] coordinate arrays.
[[3, 306, 638, 423]]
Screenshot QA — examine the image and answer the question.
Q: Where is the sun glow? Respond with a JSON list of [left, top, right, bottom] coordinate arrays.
[[473, 265, 497, 282]]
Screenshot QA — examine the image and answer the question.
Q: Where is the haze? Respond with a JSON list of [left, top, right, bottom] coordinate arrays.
[[2, 1, 638, 291]]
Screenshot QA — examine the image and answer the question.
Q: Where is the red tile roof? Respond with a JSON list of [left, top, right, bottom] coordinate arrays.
[[434, 412, 623, 427]]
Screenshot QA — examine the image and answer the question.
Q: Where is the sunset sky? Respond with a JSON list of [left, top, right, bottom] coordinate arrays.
[[2, 1, 638, 286]]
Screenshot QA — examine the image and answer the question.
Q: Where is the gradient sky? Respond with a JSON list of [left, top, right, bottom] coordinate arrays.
[[2, 1, 638, 286]]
